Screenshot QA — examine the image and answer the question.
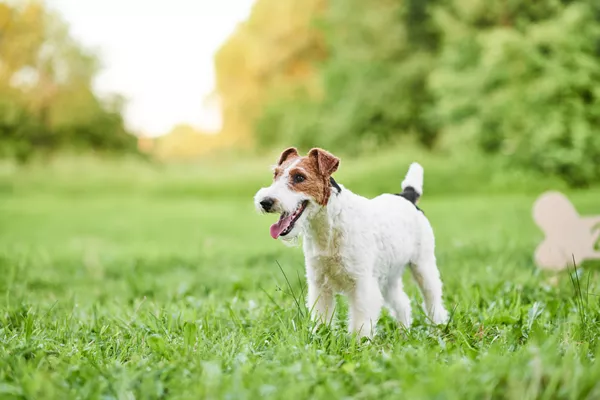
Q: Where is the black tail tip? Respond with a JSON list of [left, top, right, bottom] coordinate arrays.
[[397, 186, 420, 204]]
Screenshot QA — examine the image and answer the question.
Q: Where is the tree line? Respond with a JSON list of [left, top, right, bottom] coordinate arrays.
[[215, 0, 600, 186], [0, 1, 135, 162]]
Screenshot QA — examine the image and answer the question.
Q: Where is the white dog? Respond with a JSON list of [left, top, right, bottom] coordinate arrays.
[[254, 147, 449, 338]]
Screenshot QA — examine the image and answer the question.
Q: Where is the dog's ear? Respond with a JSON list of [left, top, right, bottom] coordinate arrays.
[[308, 148, 340, 177], [277, 147, 299, 166]]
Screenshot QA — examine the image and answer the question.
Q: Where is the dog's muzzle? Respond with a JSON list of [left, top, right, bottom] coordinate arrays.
[[259, 198, 275, 212]]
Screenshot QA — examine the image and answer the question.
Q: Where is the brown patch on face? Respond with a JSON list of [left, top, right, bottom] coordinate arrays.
[[277, 147, 299, 165], [308, 148, 340, 177], [273, 147, 300, 179], [284, 148, 340, 206]]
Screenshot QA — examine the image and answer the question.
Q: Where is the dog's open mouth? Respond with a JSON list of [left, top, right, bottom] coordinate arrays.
[[270, 200, 309, 239]]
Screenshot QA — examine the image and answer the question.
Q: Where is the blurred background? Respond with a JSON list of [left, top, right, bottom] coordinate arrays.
[[0, 0, 599, 187]]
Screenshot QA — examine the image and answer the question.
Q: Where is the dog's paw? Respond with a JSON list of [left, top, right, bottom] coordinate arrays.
[[394, 310, 412, 329], [425, 303, 449, 325], [430, 307, 449, 325]]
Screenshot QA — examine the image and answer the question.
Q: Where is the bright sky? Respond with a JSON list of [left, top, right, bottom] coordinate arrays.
[[46, 0, 255, 136]]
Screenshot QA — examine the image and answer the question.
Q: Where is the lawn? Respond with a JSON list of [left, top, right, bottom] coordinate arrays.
[[1, 153, 600, 399]]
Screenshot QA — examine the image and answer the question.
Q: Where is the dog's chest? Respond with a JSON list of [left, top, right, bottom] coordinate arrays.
[[303, 214, 359, 292], [307, 253, 355, 293]]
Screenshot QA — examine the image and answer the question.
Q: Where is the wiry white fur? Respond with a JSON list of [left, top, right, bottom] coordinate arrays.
[[255, 162, 449, 338]]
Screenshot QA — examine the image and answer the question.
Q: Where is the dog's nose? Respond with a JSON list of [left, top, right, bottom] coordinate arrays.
[[260, 198, 275, 212]]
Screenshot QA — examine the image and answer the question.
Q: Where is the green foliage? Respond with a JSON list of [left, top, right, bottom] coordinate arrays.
[[0, 94, 135, 162], [214, 0, 326, 145], [2, 158, 600, 397], [53, 96, 135, 153], [0, 1, 136, 162], [256, 0, 440, 151], [431, 1, 600, 186], [0, 97, 47, 162], [0, 93, 136, 162], [221, 0, 600, 186]]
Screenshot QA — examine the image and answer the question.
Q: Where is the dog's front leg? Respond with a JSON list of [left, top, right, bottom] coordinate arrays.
[[348, 278, 383, 339], [306, 278, 334, 329]]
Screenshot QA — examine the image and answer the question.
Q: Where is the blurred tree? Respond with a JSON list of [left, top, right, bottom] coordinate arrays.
[[278, 0, 441, 150], [0, 1, 135, 162], [216, 0, 441, 152], [430, 0, 600, 185], [214, 0, 326, 147], [215, 0, 600, 185]]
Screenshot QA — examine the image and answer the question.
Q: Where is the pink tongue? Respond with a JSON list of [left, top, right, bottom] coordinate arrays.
[[270, 214, 294, 239]]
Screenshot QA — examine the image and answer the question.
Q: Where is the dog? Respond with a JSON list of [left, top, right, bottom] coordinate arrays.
[[254, 147, 449, 338]]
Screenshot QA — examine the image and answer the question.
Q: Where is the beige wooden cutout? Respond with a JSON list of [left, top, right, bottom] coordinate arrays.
[[533, 191, 600, 271]]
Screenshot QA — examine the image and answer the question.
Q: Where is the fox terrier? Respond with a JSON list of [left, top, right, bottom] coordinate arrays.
[[254, 147, 449, 338]]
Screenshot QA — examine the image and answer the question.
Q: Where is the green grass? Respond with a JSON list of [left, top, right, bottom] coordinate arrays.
[[1, 153, 600, 399]]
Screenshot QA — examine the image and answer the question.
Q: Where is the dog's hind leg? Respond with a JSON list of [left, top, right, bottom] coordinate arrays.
[[410, 252, 448, 325], [383, 277, 412, 328]]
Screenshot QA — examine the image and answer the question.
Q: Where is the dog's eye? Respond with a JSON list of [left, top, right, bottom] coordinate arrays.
[[293, 174, 305, 183]]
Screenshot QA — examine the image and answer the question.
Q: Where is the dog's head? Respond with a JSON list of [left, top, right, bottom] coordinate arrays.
[[254, 147, 340, 241]]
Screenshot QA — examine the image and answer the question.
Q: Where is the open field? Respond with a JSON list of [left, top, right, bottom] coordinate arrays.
[[1, 152, 600, 399]]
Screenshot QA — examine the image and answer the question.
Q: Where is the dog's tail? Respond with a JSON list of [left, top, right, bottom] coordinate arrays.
[[400, 162, 424, 204]]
